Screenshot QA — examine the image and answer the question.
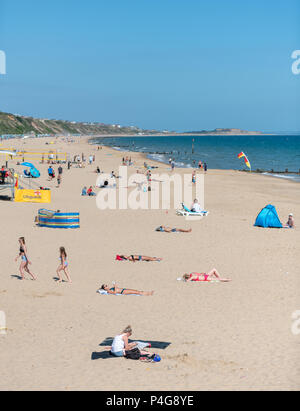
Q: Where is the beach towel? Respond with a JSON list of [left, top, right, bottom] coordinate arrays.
[[177, 277, 220, 283], [99, 338, 171, 350], [91, 351, 116, 360]]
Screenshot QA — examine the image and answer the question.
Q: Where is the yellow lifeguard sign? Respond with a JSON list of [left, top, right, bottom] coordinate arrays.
[[14, 189, 51, 204]]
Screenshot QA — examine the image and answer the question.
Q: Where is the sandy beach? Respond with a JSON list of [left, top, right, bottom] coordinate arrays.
[[0, 136, 299, 391]]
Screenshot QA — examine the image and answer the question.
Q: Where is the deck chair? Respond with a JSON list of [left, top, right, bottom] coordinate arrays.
[[176, 203, 209, 217]]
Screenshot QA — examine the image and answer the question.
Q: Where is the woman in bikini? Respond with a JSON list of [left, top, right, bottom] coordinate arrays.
[[100, 284, 154, 296], [56, 247, 72, 283], [15, 237, 37, 281], [182, 268, 231, 282], [116, 255, 162, 262], [156, 226, 192, 233]]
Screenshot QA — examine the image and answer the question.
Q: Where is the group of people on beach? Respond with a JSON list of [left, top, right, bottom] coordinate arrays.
[[48, 165, 63, 187], [0, 165, 13, 183], [13, 146, 296, 363], [81, 186, 97, 196], [122, 156, 132, 166]]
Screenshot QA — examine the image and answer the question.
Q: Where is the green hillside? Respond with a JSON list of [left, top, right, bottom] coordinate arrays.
[[0, 111, 150, 136]]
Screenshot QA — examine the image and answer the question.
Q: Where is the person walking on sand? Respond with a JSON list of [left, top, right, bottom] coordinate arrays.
[[192, 170, 196, 185], [100, 283, 154, 296], [56, 247, 72, 283], [15, 237, 37, 281], [57, 165, 63, 187], [48, 166, 54, 180], [57, 173, 62, 188]]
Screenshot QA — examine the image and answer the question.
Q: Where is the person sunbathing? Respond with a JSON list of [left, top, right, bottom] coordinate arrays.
[[100, 283, 154, 296], [182, 268, 231, 282], [156, 226, 192, 233], [116, 255, 162, 262]]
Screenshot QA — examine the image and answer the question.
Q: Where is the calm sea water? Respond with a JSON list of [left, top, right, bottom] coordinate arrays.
[[90, 135, 300, 182]]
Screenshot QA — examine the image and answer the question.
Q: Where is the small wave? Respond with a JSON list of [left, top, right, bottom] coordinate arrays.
[[147, 154, 170, 165], [263, 173, 300, 182]]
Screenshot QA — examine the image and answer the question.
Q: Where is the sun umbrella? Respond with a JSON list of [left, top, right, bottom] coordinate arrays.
[[21, 162, 36, 169]]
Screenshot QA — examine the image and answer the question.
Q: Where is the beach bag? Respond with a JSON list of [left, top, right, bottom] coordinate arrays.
[[125, 347, 141, 360]]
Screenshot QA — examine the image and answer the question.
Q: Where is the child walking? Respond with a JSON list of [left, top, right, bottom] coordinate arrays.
[[57, 247, 72, 284]]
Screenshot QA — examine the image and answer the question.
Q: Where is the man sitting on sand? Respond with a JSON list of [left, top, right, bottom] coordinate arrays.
[[110, 326, 152, 358], [284, 213, 295, 229], [87, 186, 96, 196], [191, 199, 202, 213]]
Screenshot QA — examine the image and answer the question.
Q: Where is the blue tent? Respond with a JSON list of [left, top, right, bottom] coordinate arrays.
[[254, 205, 283, 228], [21, 162, 41, 178]]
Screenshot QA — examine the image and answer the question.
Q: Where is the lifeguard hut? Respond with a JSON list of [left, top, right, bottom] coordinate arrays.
[[0, 168, 15, 200], [0, 150, 16, 200]]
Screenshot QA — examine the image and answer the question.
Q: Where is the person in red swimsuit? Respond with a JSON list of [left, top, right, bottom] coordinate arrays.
[[182, 268, 231, 282]]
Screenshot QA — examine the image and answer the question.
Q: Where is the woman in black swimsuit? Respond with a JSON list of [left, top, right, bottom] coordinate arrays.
[[100, 284, 154, 296], [117, 255, 162, 262], [15, 237, 37, 281]]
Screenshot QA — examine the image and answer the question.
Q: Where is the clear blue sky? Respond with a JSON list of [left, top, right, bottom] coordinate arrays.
[[0, 0, 299, 132]]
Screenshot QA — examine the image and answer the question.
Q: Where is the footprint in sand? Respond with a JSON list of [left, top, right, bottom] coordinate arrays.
[[28, 292, 63, 299]]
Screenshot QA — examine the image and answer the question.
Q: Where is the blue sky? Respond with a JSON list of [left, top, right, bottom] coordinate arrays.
[[0, 0, 299, 132]]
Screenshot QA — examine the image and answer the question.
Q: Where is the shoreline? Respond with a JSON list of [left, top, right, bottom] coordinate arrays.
[[88, 137, 300, 183]]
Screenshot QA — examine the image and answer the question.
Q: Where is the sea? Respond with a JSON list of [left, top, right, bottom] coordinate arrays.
[[90, 135, 300, 183]]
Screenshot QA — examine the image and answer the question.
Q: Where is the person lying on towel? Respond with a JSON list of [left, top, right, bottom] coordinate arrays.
[[116, 255, 162, 262], [156, 226, 192, 233], [182, 269, 231, 283], [99, 283, 154, 296]]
